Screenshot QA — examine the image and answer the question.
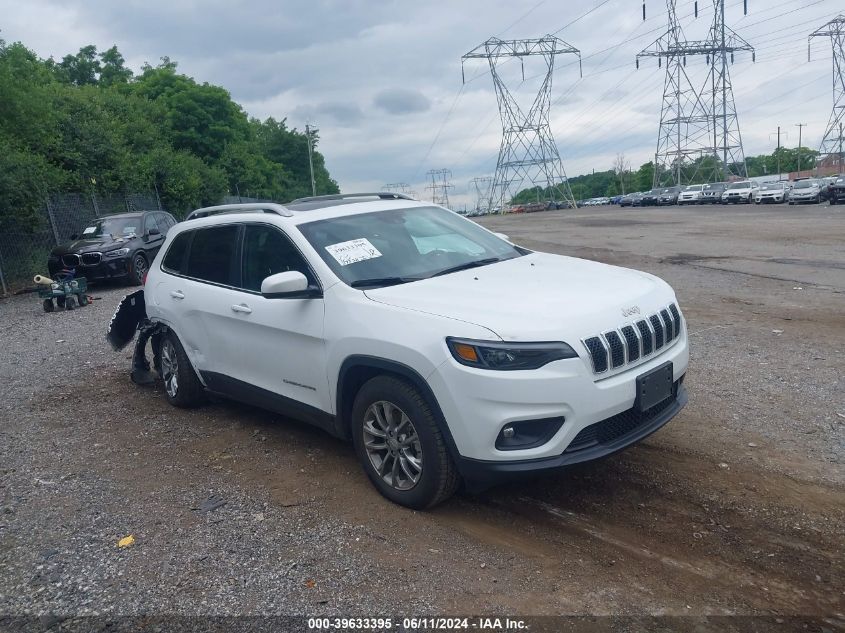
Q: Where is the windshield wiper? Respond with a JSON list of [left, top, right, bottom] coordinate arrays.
[[430, 257, 504, 278], [350, 276, 422, 289]]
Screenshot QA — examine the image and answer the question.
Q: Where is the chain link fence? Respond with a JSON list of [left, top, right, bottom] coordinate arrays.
[[0, 192, 161, 295]]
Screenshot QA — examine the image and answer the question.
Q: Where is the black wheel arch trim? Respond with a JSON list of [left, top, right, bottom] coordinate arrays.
[[336, 355, 463, 465]]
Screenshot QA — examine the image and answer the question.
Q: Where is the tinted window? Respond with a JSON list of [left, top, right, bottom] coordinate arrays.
[[241, 224, 314, 292], [161, 231, 192, 274], [185, 225, 240, 286]]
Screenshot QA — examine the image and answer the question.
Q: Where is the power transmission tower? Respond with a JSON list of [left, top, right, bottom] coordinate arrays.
[[637, 1, 714, 187], [702, 0, 754, 181], [469, 177, 494, 212], [809, 16, 845, 172], [637, 1, 753, 185], [426, 169, 454, 208], [462, 37, 581, 211]]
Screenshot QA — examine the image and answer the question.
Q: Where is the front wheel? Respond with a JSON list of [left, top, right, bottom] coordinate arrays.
[[130, 253, 148, 286], [351, 376, 459, 509], [158, 332, 205, 408]]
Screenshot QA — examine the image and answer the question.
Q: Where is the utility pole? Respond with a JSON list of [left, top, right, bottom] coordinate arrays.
[[809, 16, 845, 175], [462, 36, 581, 210], [305, 123, 317, 197], [769, 127, 788, 179], [796, 123, 807, 175]]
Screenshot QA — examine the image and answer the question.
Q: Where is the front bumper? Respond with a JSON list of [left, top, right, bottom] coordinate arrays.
[[49, 256, 131, 281], [756, 195, 784, 204], [428, 330, 689, 468], [458, 383, 687, 488]]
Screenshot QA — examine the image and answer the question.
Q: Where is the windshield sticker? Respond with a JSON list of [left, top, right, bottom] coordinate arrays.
[[82, 227, 96, 235], [325, 238, 382, 266], [122, 227, 137, 236]]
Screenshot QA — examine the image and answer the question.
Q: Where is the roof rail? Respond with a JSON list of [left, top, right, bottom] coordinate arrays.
[[184, 202, 292, 221], [288, 192, 414, 204]]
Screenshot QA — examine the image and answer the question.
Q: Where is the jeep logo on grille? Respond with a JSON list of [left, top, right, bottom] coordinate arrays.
[[621, 306, 641, 317]]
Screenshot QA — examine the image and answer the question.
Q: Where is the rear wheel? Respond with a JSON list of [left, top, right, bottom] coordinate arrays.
[[42, 299, 54, 313], [158, 332, 205, 408], [77, 293, 88, 307], [351, 376, 459, 509]]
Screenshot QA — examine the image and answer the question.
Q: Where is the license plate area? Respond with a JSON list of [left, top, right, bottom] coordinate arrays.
[[636, 361, 674, 412]]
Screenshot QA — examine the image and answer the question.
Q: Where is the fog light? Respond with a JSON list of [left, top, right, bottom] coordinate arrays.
[[495, 417, 566, 451]]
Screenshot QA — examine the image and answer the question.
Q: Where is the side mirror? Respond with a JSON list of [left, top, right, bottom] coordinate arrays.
[[148, 227, 160, 237], [494, 232, 510, 241], [261, 271, 318, 298], [70, 233, 78, 241]]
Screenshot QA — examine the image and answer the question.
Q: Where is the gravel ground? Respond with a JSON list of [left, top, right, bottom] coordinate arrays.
[[1, 204, 843, 629]]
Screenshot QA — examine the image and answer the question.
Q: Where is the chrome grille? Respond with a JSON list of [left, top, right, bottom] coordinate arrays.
[[61, 254, 80, 267], [582, 304, 682, 375]]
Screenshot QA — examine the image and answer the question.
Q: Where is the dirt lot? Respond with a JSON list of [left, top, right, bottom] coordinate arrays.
[[1, 203, 843, 627]]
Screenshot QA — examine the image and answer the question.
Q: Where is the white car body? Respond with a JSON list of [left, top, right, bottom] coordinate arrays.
[[755, 182, 789, 204], [141, 196, 689, 504], [722, 181, 759, 203], [678, 185, 705, 205]]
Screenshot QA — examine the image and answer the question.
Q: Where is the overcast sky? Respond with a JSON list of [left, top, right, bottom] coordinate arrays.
[[1, 0, 842, 205]]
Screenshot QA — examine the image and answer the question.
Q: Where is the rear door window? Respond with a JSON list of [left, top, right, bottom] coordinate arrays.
[[185, 225, 241, 286], [161, 231, 192, 274]]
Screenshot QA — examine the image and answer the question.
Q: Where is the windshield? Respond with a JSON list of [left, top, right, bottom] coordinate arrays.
[[80, 217, 139, 239], [793, 180, 817, 189], [729, 182, 751, 189], [684, 185, 703, 191], [703, 184, 724, 191], [298, 206, 524, 288], [760, 183, 784, 190]]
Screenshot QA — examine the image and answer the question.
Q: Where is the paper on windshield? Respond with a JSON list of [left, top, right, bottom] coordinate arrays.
[[325, 238, 382, 266], [82, 227, 96, 235]]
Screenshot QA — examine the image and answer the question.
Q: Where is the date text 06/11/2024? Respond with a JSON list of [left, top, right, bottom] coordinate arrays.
[[306, 617, 528, 631]]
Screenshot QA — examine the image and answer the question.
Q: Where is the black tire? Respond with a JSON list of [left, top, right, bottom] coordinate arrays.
[[351, 375, 459, 509], [130, 252, 148, 286], [43, 299, 54, 313], [157, 331, 205, 408], [64, 295, 75, 311], [77, 293, 88, 307], [56, 296, 65, 308]]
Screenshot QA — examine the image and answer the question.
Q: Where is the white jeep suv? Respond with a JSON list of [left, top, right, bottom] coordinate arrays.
[[131, 194, 689, 509]]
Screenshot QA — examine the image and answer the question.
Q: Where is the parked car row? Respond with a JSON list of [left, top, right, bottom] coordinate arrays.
[[617, 175, 845, 207]]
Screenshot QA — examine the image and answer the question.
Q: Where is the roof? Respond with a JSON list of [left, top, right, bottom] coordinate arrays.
[[184, 193, 418, 222]]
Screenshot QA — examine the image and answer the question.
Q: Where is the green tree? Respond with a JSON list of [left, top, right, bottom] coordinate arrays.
[[58, 44, 101, 86], [99, 45, 133, 86]]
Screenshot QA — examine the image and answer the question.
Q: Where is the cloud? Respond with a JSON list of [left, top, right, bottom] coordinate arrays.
[[0, 0, 837, 203], [373, 88, 431, 115], [292, 101, 365, 127]]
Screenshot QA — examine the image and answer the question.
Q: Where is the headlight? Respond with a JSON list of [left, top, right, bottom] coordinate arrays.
[[105, 248, 130, 258], [446, 337, 578, 370]]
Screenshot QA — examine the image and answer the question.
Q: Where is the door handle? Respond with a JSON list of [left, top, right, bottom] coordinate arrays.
[[231, 303, 252, 314], [170, 290, 185, 300]]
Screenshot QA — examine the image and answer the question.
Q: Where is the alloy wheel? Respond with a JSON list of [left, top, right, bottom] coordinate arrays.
[[362, 400, 423, 491], [160, 339, 179, 398], [133, 255, 147, 282]]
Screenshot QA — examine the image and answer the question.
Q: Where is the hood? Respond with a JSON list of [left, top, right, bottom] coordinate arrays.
[[364, 252, 674, 341], [51, 235, 132, 256]]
